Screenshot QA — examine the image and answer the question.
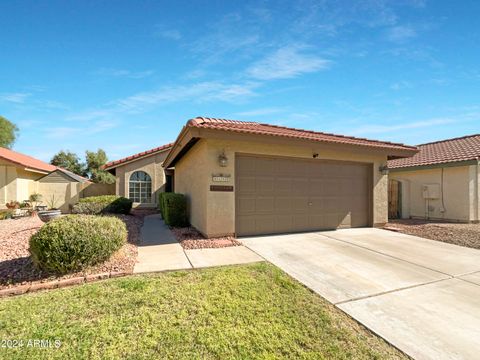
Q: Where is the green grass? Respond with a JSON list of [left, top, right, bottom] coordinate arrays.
[[0, 263, 406, 359]]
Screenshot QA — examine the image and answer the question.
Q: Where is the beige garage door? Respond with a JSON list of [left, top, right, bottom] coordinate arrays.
[[236, 155, 371, 236]]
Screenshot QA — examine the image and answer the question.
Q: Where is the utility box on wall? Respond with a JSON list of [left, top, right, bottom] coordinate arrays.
[[422, 184, 440, 199]]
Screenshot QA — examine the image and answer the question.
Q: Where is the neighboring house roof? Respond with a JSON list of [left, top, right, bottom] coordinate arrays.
[[388, 134, 480, 170], [37, 168, 91, 183], [164, 117, 418, 168], [103, 143, 174, 170], [0, 146, 57, 173]]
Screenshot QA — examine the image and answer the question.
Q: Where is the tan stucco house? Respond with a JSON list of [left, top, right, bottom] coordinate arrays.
[[0, 146, 57, 207], [104, 143, 173, 208], [0, 147, 91, 212], [162, 117, 417, 237], [388, 134, 480, 223]]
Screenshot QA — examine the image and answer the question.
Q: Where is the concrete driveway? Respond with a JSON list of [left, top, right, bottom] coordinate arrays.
[[241, 228, 480, 360]]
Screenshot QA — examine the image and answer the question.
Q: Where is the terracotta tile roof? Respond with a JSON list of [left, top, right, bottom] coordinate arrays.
[[388, 134, 480, 169], [104, 143, 174, 170], [0, 146, 57, 173], [188, 117, 418, 151]]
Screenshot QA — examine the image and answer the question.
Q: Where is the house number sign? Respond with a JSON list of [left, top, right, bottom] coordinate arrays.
[[210, 185, 234, 192]]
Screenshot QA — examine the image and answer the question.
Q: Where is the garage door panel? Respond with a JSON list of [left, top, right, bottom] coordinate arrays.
[[255, 197, 274, 212], [256, 177, 274, 193], [255, 158, 275, 175], [275, 197, 292, 213], [238, 197, 256, 214], [237, 177, 255, 193], [275, 177, 292, 193], [292, 178, 309, 194], [236, 155, 370, 236]]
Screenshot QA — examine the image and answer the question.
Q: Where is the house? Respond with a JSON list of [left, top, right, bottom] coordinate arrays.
[[104, 143, 173, 208], [388, 134, 480, 223], [161, 117, 417, 237], [36, 168, 92, 212], [0, 146, 106, 212], [0, 146, 57, 207]]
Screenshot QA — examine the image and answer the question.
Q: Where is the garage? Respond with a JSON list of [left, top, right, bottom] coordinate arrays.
[[164, 117, 418, 238], [236, 154, 372, 236]]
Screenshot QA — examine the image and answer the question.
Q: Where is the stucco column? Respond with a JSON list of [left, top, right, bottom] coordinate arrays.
[[468, 164, 479, 222]]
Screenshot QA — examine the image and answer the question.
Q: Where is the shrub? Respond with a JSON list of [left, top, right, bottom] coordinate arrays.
[[0, 209, 14, 220], [158, 192, 167, 218], [29, 215, 127, 274], [162, 193, 188, 227], [72, 195, 132, 215]]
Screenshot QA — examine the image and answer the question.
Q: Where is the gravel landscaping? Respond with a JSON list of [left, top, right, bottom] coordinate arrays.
[[0, 211, 150, 289], [171, 226, 241, 249], [386, 219, 480, 250]]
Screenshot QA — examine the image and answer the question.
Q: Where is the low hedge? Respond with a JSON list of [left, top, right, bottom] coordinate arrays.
[[159, 193, 188, 227], [0, 209, 14, 220], [29, 215, 127, 274], [72, 195, 132, 215]]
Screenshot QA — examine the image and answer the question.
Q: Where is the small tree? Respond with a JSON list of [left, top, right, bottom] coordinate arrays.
[[50, 150, 86, 176], [85, 149, 115, 184], [0, 116, 19, 149]]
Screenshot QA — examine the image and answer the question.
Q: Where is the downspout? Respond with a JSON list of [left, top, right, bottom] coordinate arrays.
[[476, 157, 480, 222]]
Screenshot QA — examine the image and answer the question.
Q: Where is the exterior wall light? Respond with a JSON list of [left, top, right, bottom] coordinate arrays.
[[218, 151, 228, 167], [379, 165, 389, 175]]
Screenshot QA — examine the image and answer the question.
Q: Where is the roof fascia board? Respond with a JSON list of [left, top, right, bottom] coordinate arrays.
[[197, 127, 418, 158], [104, 147, 172, 170], [389, 159, 479, 172], [163, 127, 200, 168]]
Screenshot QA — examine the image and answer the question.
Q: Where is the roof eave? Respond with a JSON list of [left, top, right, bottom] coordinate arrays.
[[104, 147, 173, 171], [389, 159, 480, 172], [164, 125, 419, 167]]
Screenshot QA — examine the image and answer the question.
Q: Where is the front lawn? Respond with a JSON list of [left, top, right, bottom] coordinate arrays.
[[0, 263, 406, 359]]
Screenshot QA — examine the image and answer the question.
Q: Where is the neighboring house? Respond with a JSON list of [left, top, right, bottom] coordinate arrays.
[[104, 143, 173, 208], [0, 146, 57, 207], [0, 146, 108, 212], [388, 134, 480, 223], [163, 117, 417, 237], [36, 168, 91, 213]]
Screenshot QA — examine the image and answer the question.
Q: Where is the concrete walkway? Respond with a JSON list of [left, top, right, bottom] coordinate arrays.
[[242, 228, 480, 360], [134, 214, 262, 273], [134, 214, 191, 273]]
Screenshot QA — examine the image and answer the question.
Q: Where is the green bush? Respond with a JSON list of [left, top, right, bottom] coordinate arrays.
[[158, 192, 167, 218], [72, 195, 132, 215], [162, 193, 188, 227], [0, 209, 14, 220], [29, 215, 127, 274]]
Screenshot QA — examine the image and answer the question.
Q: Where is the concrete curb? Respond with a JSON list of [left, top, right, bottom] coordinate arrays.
[[0, 271, 131, 299]]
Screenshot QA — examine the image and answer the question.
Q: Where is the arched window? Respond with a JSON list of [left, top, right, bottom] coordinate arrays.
[[129, 171, 152, 203]]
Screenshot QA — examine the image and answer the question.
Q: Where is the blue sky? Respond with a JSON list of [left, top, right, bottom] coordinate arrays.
[[1, 0, 479, 162]]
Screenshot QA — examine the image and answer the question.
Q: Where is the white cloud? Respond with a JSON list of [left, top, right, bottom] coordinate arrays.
[[390, 80, 412, 90], [157, 29, 182, 40], [0, 92, 31, 103], [387, 25, 417, 42], [114, 81, 258, 112], [95, 68, 155, 79], [45, 121, 118, 138], [246, 46, 331, 80], [350, 118, 455, 135], [235, 107, 285, 117]]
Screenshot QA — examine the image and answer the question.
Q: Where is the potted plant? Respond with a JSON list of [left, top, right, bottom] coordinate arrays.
[[6, 201, 20, 210], [37, 194, 62, 223], [28, 193, 43, 217]]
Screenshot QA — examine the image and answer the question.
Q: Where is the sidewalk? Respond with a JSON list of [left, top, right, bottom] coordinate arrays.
[[134, 214, 263, 274], [133, 214, 192, 273]]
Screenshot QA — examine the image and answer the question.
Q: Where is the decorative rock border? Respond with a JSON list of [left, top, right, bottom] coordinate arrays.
[[0, 271, 130, 298]]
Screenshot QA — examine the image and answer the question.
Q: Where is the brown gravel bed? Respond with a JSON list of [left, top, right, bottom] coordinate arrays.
[[171, 226, 241, 249], [0, 211, 150, 290], [386, 219, 480, 250]]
